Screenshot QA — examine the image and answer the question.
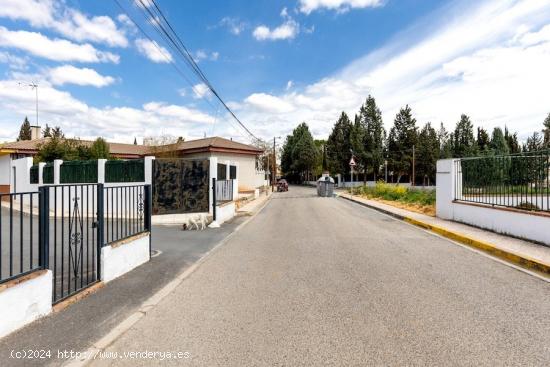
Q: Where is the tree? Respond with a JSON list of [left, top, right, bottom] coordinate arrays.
[[51, 126, 64, 138], [476, 127, 490, 153], [416, 123, 439, 185], [281, 123, 319, 182], [17, 117, 32, 141], [89, 137, 110, 159], [452, 114, 477, 157], [134, 137, 138, 145], [525, 132, 543, 152], [350, 114, 368, 181], [504, 127, 521, 154], [387, 105, 417, 183], [437, 123, 452, 159], [489, 127, 509, 155], [543, 113, 550, 147], [326, 112, 353, 176], [359, 95, 386, 180], [43, 124, 52, 138]]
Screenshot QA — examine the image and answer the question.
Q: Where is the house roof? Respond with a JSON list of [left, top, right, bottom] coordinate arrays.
[[0, 136, 263, 158], [0, 138, 150, 158], [165, 137, 263, 155]]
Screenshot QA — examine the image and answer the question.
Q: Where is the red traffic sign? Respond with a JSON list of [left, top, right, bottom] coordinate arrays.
[[349, 157, 356, 166]]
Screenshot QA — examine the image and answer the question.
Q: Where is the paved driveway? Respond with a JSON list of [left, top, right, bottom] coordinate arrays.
[[93, 186, 550, 366]]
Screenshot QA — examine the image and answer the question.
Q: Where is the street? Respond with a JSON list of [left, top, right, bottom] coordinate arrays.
[[93, 186, 550, 366]]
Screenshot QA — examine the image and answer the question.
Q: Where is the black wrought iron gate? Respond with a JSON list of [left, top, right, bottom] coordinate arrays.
[[41, 184, 102, 304]]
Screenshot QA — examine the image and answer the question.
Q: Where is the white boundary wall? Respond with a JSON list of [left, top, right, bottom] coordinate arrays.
[[101, 234, 150, 283], [0, 270, 52, 338], [436, 159, 550, 245]]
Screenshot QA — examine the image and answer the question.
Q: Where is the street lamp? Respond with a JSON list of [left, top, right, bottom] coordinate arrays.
[[19, 82, 39, 126], [272, 136, 281, 188]]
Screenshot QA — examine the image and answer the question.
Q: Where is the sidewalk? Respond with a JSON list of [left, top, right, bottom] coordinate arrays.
[[0, 213, 249, 366], [338, 192, 550, 276]]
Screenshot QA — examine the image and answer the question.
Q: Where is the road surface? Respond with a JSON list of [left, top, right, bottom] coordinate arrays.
[[89, 186, 549, 366]]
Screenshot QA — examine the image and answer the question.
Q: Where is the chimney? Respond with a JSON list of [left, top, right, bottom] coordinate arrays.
[[30, 125, 41, 140]]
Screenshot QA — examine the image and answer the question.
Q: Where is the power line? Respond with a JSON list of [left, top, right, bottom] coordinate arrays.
[[112, 0, 253, 142], [135, 0, 261, 143]]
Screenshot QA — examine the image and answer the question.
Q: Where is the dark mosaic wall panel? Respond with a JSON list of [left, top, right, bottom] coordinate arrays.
[[153, 159, 210, 215]]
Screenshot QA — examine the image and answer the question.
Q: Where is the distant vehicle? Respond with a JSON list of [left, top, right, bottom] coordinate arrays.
[[277, 179, 288, 192]]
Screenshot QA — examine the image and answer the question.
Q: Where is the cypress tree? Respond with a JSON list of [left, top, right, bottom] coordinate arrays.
[[387, 105, 417, 183], [326, 112, 353, 176], [17, 117, 32, 141]]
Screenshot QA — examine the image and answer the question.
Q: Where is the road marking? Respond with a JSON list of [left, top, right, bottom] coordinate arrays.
[[340, 196, 550, 283]]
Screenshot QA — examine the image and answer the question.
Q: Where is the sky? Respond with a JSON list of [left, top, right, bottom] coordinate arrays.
[[0, 0, 549, 145]]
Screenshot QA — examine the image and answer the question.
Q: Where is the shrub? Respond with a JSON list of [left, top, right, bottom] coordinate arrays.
[[351, 181, 436, 206]]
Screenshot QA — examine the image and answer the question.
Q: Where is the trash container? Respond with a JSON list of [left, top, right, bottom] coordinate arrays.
[[317, 174, 335, 197]]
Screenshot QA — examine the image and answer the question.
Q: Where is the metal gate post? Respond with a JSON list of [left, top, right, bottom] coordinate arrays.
[[212, 177, 217, 221], [96, 184, 104, 280], [38, 186, 49, 269], [144, 184, 152, 257]]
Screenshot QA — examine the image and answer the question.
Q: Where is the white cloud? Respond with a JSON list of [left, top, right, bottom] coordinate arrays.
[[48, 65, 115, 87], [253, 20, 300, 41], [193, 83, 212, 99], [0, 27, 120, 63], [0, 0, 128, 47], [217, 17, 247, 35], [194, 50, 219, 62], [286, 80, 294, 90], [135, 38, 172, 63], [0, 51, 27, 70], [299, 0, 384, 14], [0, 78, 221, 143], [244, 93, 295, 113], [235, 0, 550, 141]]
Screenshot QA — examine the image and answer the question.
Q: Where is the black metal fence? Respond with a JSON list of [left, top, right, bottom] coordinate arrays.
[[216, 179, 234, 203], [455, 150, 550, 212], [0, 192, 41, 284], [103, 185, 150, 244], [0, 183, 152, 304]]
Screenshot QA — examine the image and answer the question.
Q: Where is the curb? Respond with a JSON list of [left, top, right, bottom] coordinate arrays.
[[338, 193, 550, 277], [64, 195, 273, 367]]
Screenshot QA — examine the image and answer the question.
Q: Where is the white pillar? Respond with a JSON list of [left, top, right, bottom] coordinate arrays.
[[53, 160, 63, 185], [436, 159, 458, 220], [143, 156, 155, 185], [38, 162, 46, 185], [97, 159, 107, 184], [208, 157, 218, 215]]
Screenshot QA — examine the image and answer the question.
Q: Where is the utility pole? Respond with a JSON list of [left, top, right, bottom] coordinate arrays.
[[272, 137, 276, 188], [412, 145, 416, 186]]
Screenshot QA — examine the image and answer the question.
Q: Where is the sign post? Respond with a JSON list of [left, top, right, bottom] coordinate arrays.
[[349, 156, 356, 190]]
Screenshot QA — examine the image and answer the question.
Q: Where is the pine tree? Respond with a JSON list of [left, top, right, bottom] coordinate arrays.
[[476, 127, 490, 153], [280, 123, 319, 181], [51, 126, 64, 138], [350, 113, 368, 181], [17, 117, 32, 141], [387, 105, 417, 183], [437, 123, 452, 158], [43, 124, 52, 138], [360, 95, 385, 180], [543, 112, 550, 147], [489, 127, 509, 155], [416, 123, 439, 185], [526, 132, 543, 152], [452, 114, 477, 157], [326, 112, 353, 176], [504, 127, 521, 154]]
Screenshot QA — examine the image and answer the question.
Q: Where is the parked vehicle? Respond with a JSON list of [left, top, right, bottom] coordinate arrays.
[[277, 179, 289, 192]]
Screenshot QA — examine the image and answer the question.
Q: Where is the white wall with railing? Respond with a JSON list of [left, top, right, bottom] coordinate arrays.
[[436, 158, 550, 246]]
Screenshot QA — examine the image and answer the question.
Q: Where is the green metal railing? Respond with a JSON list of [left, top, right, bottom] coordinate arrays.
[[105, 159, 144, 183], [60, 160, 98, 184], [42, 163, 54, 184], [30, 165, 39, 184]]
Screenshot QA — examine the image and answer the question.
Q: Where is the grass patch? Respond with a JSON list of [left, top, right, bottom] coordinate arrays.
[[350, 182, 436, 215]]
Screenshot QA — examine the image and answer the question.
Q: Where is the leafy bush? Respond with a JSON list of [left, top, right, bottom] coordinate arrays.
[[351, 181, 436, 206]]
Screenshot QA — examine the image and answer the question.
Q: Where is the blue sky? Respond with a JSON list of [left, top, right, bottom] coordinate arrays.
[[0, 0, 549, 144]]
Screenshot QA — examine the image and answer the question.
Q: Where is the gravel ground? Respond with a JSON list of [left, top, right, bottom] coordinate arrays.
[[91, 186, 550, 367]]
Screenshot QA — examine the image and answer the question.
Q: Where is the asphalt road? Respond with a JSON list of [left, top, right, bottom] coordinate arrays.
[[0, 216, 246, 367], [93, 186, 549, 366]]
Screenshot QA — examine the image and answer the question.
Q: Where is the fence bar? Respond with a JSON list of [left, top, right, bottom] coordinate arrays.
[[212, 178, 217, 221]]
